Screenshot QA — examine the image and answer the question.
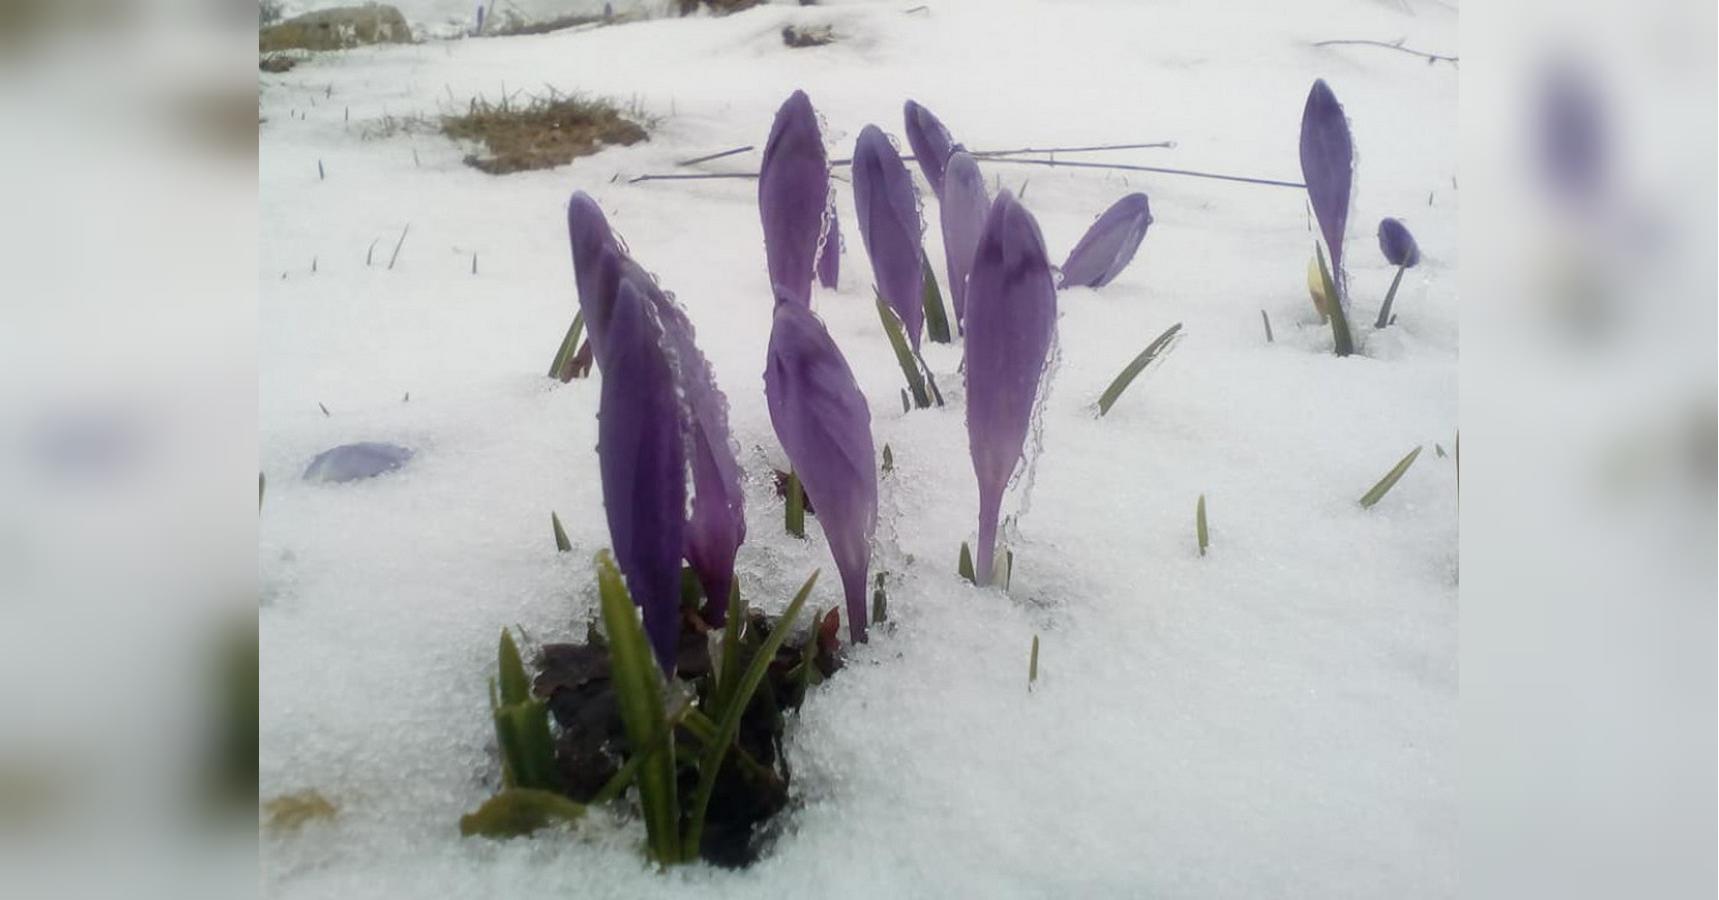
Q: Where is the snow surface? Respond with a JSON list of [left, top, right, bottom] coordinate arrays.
[[260, 0, 1458, 896]]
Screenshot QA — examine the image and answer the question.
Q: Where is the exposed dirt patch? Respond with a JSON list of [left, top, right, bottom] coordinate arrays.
[[442, 94, 648, 175]]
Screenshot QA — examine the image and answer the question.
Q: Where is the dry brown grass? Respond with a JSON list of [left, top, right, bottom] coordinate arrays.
[[442, 93, 648, 175]]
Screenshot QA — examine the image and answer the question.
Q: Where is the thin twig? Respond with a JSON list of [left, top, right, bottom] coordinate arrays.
[[1312, 38, 1457, 65], [677, 145, 754, 166], [632, 157, 1303, 190], [387, 223, 411, 270]]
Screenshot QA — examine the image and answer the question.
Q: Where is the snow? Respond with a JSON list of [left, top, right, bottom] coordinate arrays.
[[260, 0, 1458, 896]]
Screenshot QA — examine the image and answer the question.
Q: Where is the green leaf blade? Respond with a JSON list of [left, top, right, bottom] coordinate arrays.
[[595, 551, 681, 864], [1096, 322, 1183, 416], [877, 294, 931, 408], [1359, 445, 1423, 509]]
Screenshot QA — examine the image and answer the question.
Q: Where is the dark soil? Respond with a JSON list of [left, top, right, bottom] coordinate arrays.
[[442, 95, 647, 175]]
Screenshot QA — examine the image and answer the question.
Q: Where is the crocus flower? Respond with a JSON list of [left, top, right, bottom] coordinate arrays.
[[851, 124, 925, 348], [764, 300, 877, 642], [903, 99, 957, 197], [964, 192, 1057, 586], [816, 204, 840, 289], [597, 280, 686, 673], [1057, 192, 1152, 289], [303, 442, 412, 483], [572, 192, 747, 638], [758, 90, 830, 307], [1377, 217, 1420, 268], [1299, 79, 1354, 279], [939, 150, 988, 330], [1374, 217, 1421, 329]]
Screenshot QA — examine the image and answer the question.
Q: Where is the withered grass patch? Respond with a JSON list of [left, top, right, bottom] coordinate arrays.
[[442, 93, 648, 175]]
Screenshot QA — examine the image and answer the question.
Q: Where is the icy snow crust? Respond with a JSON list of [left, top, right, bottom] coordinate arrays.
[[260, 0, 1457, 895]]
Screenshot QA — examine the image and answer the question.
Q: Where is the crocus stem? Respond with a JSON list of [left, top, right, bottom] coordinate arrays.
[[1375, 264, 1406, 329], [976, 496, 1000, 587]]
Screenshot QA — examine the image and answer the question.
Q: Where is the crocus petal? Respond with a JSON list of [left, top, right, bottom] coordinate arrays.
[[303, 442, 413, 483], [598, 278, 687, 674], [851, 124, 925, 348], [939, 150, 989, 330], [903, 99, 957, 198], [1058, 192, 1152, 289], [650, 293, 746, 625], [963, 192, 1057, 586], [1299, 79, 1354, 280], [816, 204, 841, 289], [566, 190, 628, 367], [759, 90, 830, 307], [1377, 217, 1421, 268], [764, 301, 877, 642]]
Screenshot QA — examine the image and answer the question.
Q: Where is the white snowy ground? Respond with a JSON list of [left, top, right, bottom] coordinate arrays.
[[259, 0, 1459, 896]]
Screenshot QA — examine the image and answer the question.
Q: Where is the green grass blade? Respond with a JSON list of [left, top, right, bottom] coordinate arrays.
[[1096, 322, 1183, 416], [498, 629, 530, 706], [595, 551, 680, 864], [460, 788, 586, 838], [957, 542, 976, 584], [1375, 264, 1406, 329], [921, 251, 951, 344], [871, 573, 888, 623], [716, 585, 746, 713], [683, 570, 817, 860], [548, 311, 585, 380], [1359, 445, 1423, 509], [1196, 494, 1209, 556], [785, 469, 805, 538], [551, 512, 571, 552], [504, 700, 560, 790], [1028, 634, 1040, 691], [1260, 309, 1274, 343], [1315, 243, 1354, 356], [877, 293, 931, 408]]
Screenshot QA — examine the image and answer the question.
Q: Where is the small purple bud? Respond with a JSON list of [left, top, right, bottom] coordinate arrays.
[[303, 442, 412, 483], [903, 99, 957, 197], [759, 91, 830, 307], [1299, 79, 1355, 280], [764, 301, 877, 642], [964, 192, 1057, 586], [851, 124, 925, 349], [597, 279, 686, 674], [1377, 217, 1421, 268], [816, 205, 840, 289], [940, 150, 989, 330], [1058, 192, 1152, 289], [567, 191, 627, 366]]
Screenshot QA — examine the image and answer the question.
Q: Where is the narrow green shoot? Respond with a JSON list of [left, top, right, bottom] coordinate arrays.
[[881, 444, 894, 473], [1196, 493, 1209, 557], [899, 389, 911, 414], [877, 294, 932, 408], [1375, 264, 1407, 329], [784, 469, 806, 538], [1096, 322, 1184, 416], [921, 251, 952, 344], [1314, 242, 1354, 356], [1434, 443, 1446, 458], [957, 542, 976, 584], [1260, 309, 1274, 343], [715, 585, 747, 712], [871, 573, 888, 623], [259, 472, 266, 511], [1359, 445, 1423, 509], [497, 629, 530, 706], [683, 570, 817, 860], [1028, 635, 1040, 691], [387, 223, 411, 271], [595, 551, 680, 865], [548, 311, 585, 380], [551, 512, 571, 552]]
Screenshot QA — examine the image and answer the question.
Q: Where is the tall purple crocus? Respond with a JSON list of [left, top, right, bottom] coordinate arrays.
[[759, 90, 830, 307], [597, 280, 687, 672], [903, 100, 958, 198], [573, 192, 747, 657], [1298, 79, 1356, 355], [764, 301, 877, 642], [1058, 193, 1152, 289], [851, 124, 925, 348], [940, 150, 989, 331], [816, 204, 840, 289], [964, 192, 1057, 586]]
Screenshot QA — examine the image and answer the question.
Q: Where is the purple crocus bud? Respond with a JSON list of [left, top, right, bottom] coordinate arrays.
[[597, 278, 686, 674], [939, 150, 988, 330], [903, 99, 957, 197], [1377, 217, 1421, 268], [303, 442, 412, 483], [1299, 79, 1354, 279], [815, 205, 840, 289], [963, 192, 1057, 586], [1057, 192, 1152, 289], [764, 301, 877, 642], [567, 190, 626, 364], [650, 294, 746, 625], [758, 90, 830, 307], [851, 124, 925, 348]]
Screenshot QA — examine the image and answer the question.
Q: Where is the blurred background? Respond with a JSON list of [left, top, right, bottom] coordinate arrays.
[[0, 0, 1711, 897]]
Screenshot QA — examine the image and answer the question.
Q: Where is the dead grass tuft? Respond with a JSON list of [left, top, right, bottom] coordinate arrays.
[[442, 92, 648, 175]]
